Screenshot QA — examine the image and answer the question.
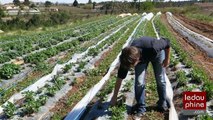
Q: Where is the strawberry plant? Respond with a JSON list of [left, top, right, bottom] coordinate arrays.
[[63, 63, 73, 73], [109, 94, 126, 120], [196, 114, 213, 120], [182, 84, 197, 92], [23, 99, 41, 115], [22, 91, 35, 102], [38, 95, 48, 105], [202, 81, 213, 101], [176, 70, 188, 87], [46, 85, 58, 97], [190, 68, 207, 84], [170, 56, 179, 67], [52, 76, 66, 89], [184, 59, 193, 68], [88, 48, 99, 57], [34, 62, 50, 72], [3, 102, 16, 118], [122, 78, 133, 92], [0, 63, 21, 79], [77, 61, 86, 72], [86, 69, 102, 76], [97, 77, 116, 101]]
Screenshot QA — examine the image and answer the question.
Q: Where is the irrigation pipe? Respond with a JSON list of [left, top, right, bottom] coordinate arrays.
[[152, 12, 179, 120], [64, 13, 153, 120]]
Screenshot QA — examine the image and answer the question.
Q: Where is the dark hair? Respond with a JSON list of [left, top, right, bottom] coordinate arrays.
[[120, 46, 140, 69]]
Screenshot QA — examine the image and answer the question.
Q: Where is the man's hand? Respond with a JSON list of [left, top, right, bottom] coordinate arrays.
[[110, 78, 122, 107], [163, 47, 170, 67], [162, 59, 170, 67]]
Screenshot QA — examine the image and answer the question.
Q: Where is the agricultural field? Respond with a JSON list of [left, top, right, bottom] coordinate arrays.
[[0, 4, 213, 120]]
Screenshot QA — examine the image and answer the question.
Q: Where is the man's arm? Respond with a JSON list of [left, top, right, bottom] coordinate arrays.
[[110, 77, 122, 106], [163, 47, 170, 67]]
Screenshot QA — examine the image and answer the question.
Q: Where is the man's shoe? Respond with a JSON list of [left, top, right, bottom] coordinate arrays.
[[133, 112, 145, 120], [157, 107, 169, 113], [131, 104, 139, 114]]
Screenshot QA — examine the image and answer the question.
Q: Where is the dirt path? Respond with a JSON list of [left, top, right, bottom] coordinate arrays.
[[161, 14, 213, 80], [174, 14, 213, 40]]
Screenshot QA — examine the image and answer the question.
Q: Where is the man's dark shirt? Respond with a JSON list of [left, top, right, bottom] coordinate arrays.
[[117, 36, 170, 79]]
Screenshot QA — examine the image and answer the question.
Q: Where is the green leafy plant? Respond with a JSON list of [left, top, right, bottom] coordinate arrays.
[[109, 95, 126, 120], [176, 70, 188, 87], [38, 95, 48, 105], [63, 63, 72, 73], [22, 91, 35, 102], [88, 48, 99, 57], [170, 56, 179, 67], [3, 102, 16, 118], [0, 64, 21, 79], [46, 85, 58, 97], [97, 77, 116, 101], [23, 99, 41, 115], [76, 61, 86, 72], [34, 62, 50, 72], [202, 81, 213, 101], [86, 69, 102, 76], [190, 68, 208, 84], [52, 76, 66, 89], [196, 114, 213, 120], [182, 84, 197, 92], [122, 79, 133, 92]]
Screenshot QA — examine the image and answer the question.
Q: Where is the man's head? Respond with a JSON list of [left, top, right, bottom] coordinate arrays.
[[120, 46, 140, 69]]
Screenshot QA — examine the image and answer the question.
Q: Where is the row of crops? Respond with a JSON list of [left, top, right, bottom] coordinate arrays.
[[0, 16, 127, 65], [154, 13, 213, 119], [0, 12, 212, 120], [64, 12, 213, 120], [0, 15, 138, 106], [0, 14, 142, 119]]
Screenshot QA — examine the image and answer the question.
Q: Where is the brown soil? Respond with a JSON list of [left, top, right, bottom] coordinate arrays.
[[49, 45, 114, 118], [94, 47, 112, 67], [174, 14, 213, 40], [161, 14, 213, 80], [50, 75, 86, 117], [194, 3, 213, 13]]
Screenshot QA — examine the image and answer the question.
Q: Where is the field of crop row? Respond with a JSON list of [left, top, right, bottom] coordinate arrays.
[[0, 12, 212, 120]]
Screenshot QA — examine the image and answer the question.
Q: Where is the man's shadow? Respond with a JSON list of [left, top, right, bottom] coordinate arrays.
[[80, 101, 112, 120], [126, 105, 169, 120], [81, 101, 169, 120]]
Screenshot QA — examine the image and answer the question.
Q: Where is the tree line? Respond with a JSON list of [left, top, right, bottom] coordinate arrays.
[[0, 11, 71, 31]]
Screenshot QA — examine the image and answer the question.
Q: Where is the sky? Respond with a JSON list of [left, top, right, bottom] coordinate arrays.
[[0, 0, 189, 4]]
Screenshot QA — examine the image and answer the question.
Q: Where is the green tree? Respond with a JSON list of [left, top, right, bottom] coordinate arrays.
[[141, 1, 154, 11], [73, 0, 78, 7], [133, 0, 137, 9], [26, 14, 41, 28], [92, 2, 96, 9], [13, 0, 20, 6], [23, 0, 30, 6], [88, 0, 92, 4], [0, 8, 5, 18], [30, 3, 36, 8], [45, 1, 52, 7]]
